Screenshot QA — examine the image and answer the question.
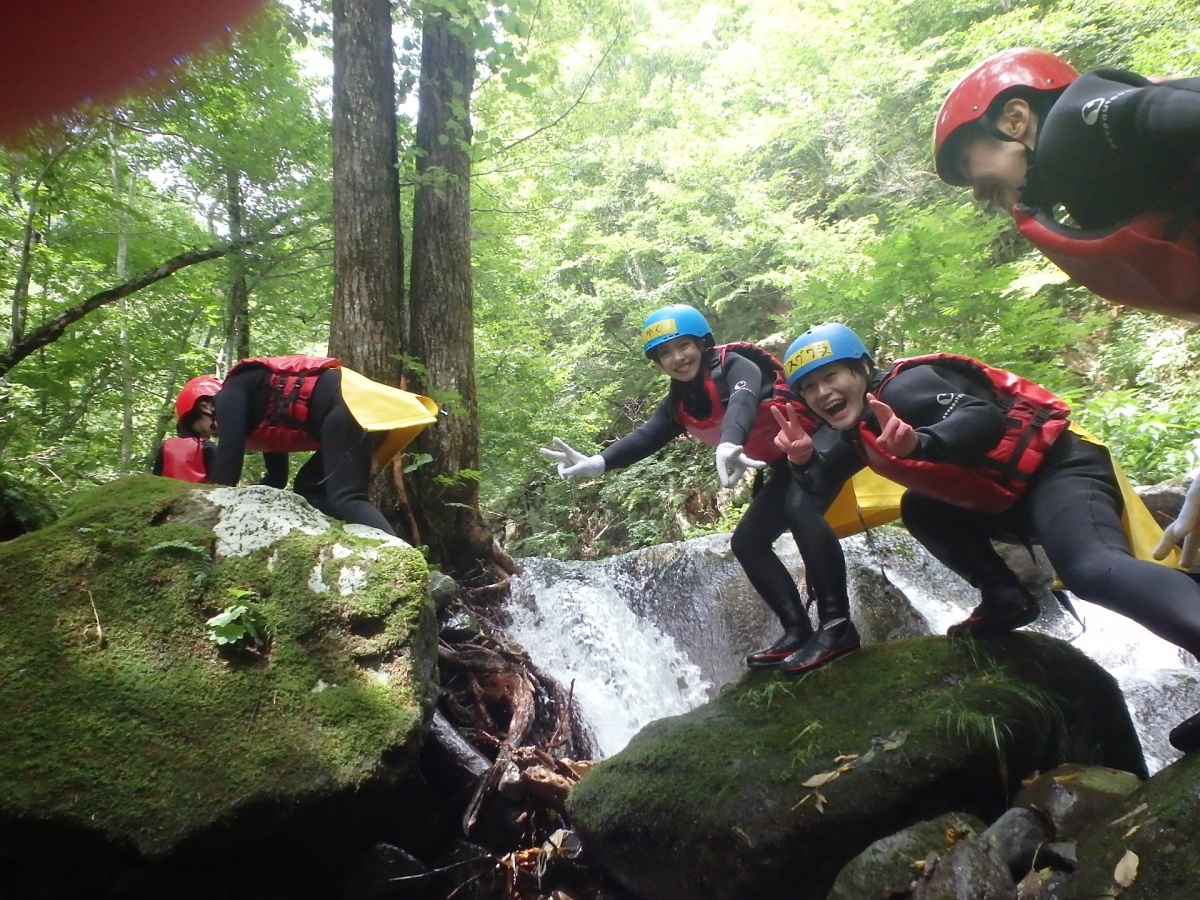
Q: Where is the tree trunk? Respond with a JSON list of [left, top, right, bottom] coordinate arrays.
[[110, 133, 136, 473], [330, 0, 404, 382], [224, 167, 251, 362], [407, 2, 492, 575]]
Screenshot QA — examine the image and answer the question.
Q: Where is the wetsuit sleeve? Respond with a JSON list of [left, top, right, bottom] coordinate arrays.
[[261, 453, 288, 488], [203, 443, 215, 482], [718, 353, 764, 446], [209, 379, 251, 486], [600, 395, 686, 470], [878, 366, 1007, 463], [1034, 71, 1200, 226], [1105, 76, 1200, 163], [790, 430, 863, 498], [151, 444, 164, 475]]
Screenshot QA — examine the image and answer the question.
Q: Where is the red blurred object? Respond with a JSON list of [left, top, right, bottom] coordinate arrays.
[[0, 0, 266, 140]]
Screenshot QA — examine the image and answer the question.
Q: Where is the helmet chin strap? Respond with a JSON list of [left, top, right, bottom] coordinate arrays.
[[980, 115, 1038, 166]]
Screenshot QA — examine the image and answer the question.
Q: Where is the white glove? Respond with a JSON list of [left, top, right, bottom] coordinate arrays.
[[539, 437, 606, 481], [1155, 474, 1200, 569], [715, 441, 767, 488]]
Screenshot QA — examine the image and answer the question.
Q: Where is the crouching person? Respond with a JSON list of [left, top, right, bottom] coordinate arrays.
[[776, 323, 1200, 752], [541, 304, 860, 674], [211, 355, 438, 536]]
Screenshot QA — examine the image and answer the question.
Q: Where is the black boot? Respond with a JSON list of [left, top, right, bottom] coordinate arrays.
[[746, 623, 813, 668], [947, 580, 1040, 640], [780, 618, 860, 675], [1170, 711, 1200, 753]]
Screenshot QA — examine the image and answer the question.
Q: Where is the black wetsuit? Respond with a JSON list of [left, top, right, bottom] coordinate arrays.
[[794, 361, 1200, 658], [1024, 70, 1200, 227], [602, 350, 849, 626], [211, 366, 393, 535]]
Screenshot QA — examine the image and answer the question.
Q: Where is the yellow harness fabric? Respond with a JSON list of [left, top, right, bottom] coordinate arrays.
[[818, 423, 1179, 569], [337, 367, 439, 467]]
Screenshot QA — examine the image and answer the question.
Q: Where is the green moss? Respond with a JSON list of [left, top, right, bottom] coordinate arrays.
[[570, 636, 1075, 835], [0, 476, 436, 857]]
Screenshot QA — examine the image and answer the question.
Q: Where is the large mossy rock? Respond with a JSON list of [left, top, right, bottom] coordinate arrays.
[[567, 633, 1145, 900], [1065, 752, 1200, 899], [0, 476, 437, 871]]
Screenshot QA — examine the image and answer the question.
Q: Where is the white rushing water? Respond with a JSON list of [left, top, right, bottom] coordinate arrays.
[[506, 538, 1200, 772], [506, 562, 712, 758]]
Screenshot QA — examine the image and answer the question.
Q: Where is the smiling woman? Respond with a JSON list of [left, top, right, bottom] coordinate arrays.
[[0, 0, 266, 140]]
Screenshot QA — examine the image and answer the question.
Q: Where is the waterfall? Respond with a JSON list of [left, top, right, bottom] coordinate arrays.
[[505, 529, 1200, 773]]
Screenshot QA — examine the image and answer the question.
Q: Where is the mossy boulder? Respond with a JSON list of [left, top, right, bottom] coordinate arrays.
[[0, 476, 437, 870], [567, 633, 1144, 900], [1065, 752, 1200, 899]]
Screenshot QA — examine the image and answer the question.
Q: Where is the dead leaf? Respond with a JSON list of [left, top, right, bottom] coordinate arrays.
[[813, 790, 827, 813], [1122, 824, 1141, 840], [802, 763, 855, 789], [945, 826, 970, 845], [803, 770, 841, 789], [1052, 771, 1079, 783], [834, 753, 860, 763], [1110, 803, 1149, 827], [1113, 849, 1139, 888]]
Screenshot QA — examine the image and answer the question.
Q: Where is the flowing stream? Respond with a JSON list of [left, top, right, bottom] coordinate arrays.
[[504, 529, 1200, 773]]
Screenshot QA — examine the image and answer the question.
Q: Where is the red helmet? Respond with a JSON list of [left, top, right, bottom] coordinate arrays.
[[175, 375, 223, 419], [934, 48, 1078, 185]]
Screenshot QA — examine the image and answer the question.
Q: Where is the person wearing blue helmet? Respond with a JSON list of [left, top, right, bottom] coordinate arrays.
[[774, 323, 1200, 753], [541, 304, 860, 673]]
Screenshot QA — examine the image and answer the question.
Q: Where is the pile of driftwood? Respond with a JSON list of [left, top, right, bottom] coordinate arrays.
[[409, 568, 627, 900]]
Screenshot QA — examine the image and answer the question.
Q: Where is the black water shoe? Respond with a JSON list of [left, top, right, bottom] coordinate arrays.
[[780, 618, 860, 675], [947, 583, 1040, 640], [1170, 711, 1200, 753], [746, 626, 812, 669]]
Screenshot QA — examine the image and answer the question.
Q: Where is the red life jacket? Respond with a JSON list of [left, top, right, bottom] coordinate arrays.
[[226, 356, 341, 454], [674, 343, 817, 464], [857, 354, 1071, 514], [160, 436, 209, 483], [1014, 202, 1200, 323]]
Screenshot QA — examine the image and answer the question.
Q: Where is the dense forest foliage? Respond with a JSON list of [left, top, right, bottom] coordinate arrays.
[[2, 0, 1199, 561]]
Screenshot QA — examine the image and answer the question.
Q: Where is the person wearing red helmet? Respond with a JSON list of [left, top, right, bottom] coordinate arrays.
[[153, 375, 226, 483], [934, 47, 1200, 653], [934, 47, 1200, 321], [210, 356, 437, 536]]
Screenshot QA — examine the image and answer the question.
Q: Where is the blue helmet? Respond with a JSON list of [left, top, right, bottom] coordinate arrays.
[[641, 304, 714, 358], [782, 323, 871, 388]]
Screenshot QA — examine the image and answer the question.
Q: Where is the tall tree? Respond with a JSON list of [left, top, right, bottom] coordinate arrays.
[[407, 0, 493, 573], [330, 0, 404, 381]]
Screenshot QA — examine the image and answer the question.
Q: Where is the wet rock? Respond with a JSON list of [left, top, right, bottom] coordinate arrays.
[[978, 807, 1051, 879], [911, 839, 1017, 899], [1013, 764, 1143, 841], [0, 477, 437, 892], [828, 810, 986, 899], [428, 569, 459, 612], [1065, 753, 1200, 898], [568, 633, 1143, 900]]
